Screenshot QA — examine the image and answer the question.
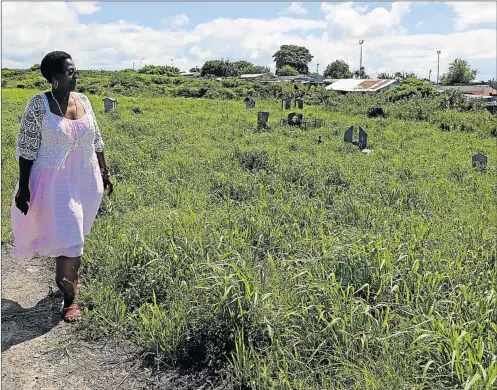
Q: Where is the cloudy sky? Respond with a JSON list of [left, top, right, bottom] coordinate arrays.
[[2, 1, 496, 80]]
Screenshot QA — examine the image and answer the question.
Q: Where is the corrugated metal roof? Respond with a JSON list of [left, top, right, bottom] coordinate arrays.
[[240, 73, 273, 79], [437, 85, 493, 94], [325, 79, 397, 92]]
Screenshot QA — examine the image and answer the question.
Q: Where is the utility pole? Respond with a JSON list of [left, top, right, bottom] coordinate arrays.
[[316, 63, 319, 75], [429, 69, 432, 82], [437, 50, 441, 84], [171, 59, 174, 68], [359, 40, 364, 78], [139, 57, 145, 71]]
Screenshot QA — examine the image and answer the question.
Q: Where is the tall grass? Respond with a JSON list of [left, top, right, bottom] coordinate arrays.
[[2, 88, 496, 389]]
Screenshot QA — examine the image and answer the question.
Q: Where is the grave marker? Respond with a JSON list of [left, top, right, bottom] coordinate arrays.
[[344, 126, 354, 143], [257, 112, 270, 130], [295, 99, 304, 109], [281, 98, 292, 110], [472, 152, 487, 170], [287, 112, 303, 127], [244, 97, 255, 109], [102, 97, 118, 113], [358, 127, 368, 149]]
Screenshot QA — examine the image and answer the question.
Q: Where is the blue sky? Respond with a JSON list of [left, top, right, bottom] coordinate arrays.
[[3, 2, 496, 80]]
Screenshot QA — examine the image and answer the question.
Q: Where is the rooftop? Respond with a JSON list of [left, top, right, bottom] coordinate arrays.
[[325, 79, 398, 92]]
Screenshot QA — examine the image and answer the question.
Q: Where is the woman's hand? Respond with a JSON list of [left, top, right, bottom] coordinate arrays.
[[103, 174, 113, 196], [100, 166, 113, 196], [15, 187, 31, 215]]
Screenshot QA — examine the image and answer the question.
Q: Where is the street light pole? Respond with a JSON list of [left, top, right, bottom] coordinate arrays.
[[359, 40, 364, 78], [437, 50, 441, 84], [429, 69, 432, 82], [139, 57, 145, 71], [171, 59, 174, 68]]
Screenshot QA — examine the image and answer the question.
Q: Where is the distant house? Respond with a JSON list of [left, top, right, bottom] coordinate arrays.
[[180, 71, 201, 78], [264, 75, 324, 84], [325, 79, 399, 93], [437, 85, 497, 97], [239, 73, 277, 81]]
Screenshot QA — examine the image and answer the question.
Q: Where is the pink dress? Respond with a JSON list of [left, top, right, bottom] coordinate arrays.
[[11, 98, 104, 259]]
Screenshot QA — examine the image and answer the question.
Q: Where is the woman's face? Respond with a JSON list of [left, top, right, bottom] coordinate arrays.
[[53, 58, 78, 92]]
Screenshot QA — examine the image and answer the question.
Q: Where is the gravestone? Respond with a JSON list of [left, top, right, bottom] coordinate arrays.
[[287, 112, 303, 127], [344, 126, 354, 143], [102, 97, 117, 113], [257, 112, 270, 130], [358, 127, 368, 149], [244, 97, 255, 109], [472, 152, 487, 169], [282, 98, 292, 110], [295, 99, 304, 109]]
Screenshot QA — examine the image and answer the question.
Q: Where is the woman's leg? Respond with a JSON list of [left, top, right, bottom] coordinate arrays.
[[55, 256, 81, 308]]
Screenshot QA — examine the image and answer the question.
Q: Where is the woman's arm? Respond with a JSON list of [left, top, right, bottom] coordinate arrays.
[[85, 94, 113, 196], [96, 150, 113, 196], [15, 95, 43, 214], [16, 157, 34, 214]]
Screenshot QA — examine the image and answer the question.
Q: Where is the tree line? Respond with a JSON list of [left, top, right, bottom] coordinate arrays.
[[194, 45, 483, 85], [23, 45, 487, 86]]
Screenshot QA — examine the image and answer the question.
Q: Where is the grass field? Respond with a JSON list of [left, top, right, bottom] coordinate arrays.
[[2, 88, 496, 389]]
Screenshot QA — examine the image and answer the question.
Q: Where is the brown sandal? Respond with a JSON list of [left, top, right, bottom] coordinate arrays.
[[63, 303, 82, 322]]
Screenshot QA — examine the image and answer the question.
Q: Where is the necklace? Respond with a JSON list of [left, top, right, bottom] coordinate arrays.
[[50, 90, 78, 118]]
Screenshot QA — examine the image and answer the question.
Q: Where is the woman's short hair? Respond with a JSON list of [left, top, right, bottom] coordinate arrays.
[[40, 51, 72, 83]]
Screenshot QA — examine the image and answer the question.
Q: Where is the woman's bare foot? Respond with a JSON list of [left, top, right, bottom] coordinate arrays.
[[63, 303, 82, 322]]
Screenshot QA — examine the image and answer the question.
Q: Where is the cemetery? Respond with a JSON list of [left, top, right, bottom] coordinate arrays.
[[2, 78, 495, 390]]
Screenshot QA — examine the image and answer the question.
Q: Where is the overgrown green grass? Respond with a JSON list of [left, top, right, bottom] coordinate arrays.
[[2, 88, 496, 389]]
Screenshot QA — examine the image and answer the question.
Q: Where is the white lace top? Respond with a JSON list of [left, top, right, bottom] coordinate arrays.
[[15, 92, 104, 169]]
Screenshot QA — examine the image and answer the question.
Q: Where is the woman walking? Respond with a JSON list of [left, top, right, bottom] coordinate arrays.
[[12, 51, 113, 322]]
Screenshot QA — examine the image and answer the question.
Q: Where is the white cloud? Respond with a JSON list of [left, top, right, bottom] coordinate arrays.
[[447, 2, 497, 31], [171, 14, 190, 27], [354, 4, 369, 14], [416, 20, 425, 28], [67, 2, 101, 15], [281, 2, 309, 15], [320, 2, 411, 37], [189, 45, 212, 60], [1, 2, 495, 80]]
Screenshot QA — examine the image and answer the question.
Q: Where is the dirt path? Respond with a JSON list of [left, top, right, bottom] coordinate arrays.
[[0, 244, 193, 390]]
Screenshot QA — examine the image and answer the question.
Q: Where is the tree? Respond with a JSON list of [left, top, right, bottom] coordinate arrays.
[[232, 61, 270, 76], [200, 59, 271, 77], [441, 58, 478, 85], [353, 67, 369, 79], [30, 64, 41, 72], [276, 65, 299, 76], [323, 60, 352, 79], [189, 67, 200, 73], [272, 45, 313, 74], [377, 72, 395, 79], [250, 65, 271, 74], [138, 65, 180, 76], [394, 71, 417, 82], [200, 59, 231, 77], [386, 77, 436, 102]]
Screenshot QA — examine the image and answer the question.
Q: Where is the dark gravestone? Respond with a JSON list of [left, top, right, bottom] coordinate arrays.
[[288, 112, 303, 127], [282, 99, 292, 110], [257, 112, 270, 130], [295, 99, 304, 109], [344, 126, 354, 143], [244, 97, 255, 109], [358, 127, 368, 149], [102, 97, 117, 113], [472, 152, 487, 169]]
